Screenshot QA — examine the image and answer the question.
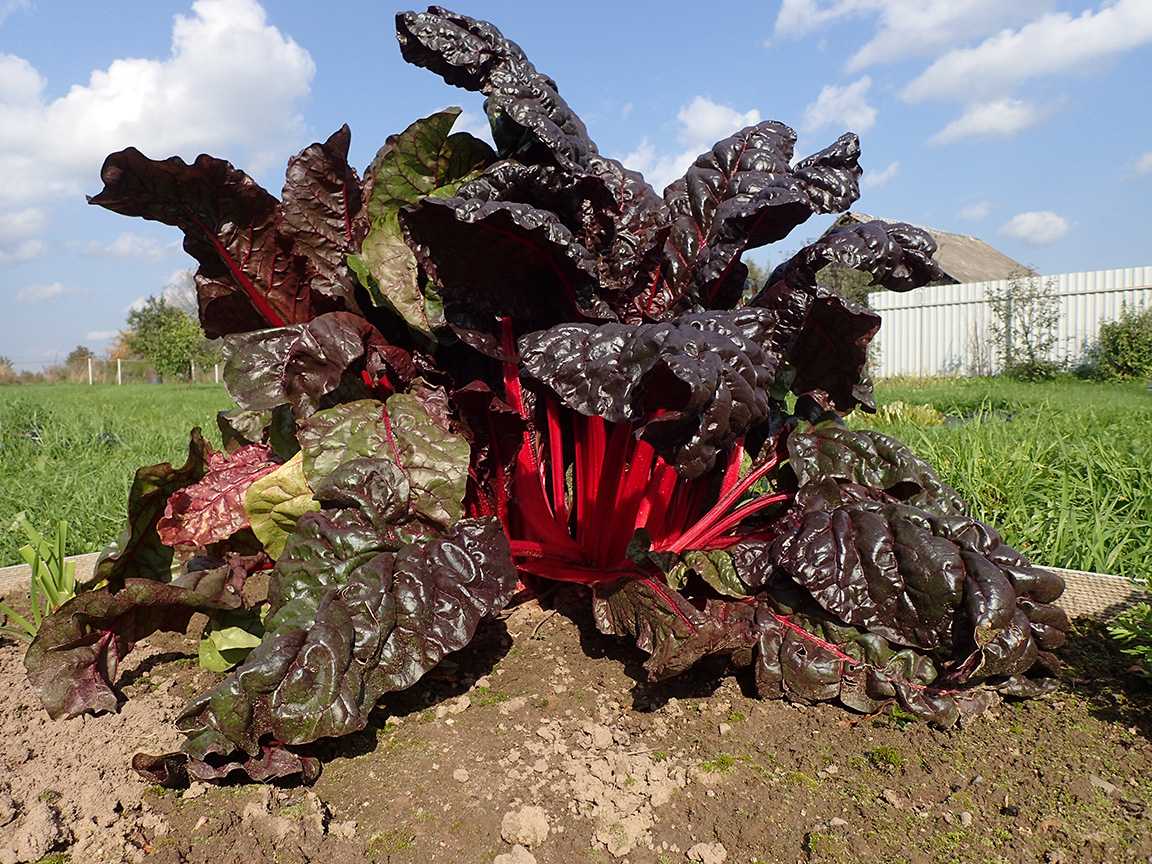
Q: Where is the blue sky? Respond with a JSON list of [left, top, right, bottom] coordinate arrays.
[[2, 0, 1151, 370]]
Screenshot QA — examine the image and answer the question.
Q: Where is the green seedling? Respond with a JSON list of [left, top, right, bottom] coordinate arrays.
[[0, 513, 78, 641]]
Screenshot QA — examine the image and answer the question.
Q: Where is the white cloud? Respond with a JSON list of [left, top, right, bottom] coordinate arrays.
[[0, 204, 49, 265], [928, 98, 1047, 145], [623, 96, 761, 193], [0, 238, 45, 267], [16, 281, 85, 303], [861, 160, 898, 190], [449, 109, 496, 147], [84, 232, 180, 260], [904, 0, 1152, 104], [0, 0, 314, 220], [803, 76, 875, 133], [84, 330, 121, 342], [999, 211, 1070, 245], [0, 0, 29, 25], [1136, 151, 1152, 176], [959, 201, 991, 221], [773, 1, 1047, 71], [162, 268, 198, 314]]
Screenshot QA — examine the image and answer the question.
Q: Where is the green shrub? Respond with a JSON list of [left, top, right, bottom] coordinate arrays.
[[1088, 303, 1152, 381]]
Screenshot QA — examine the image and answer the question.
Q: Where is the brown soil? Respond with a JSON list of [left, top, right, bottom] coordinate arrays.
[[3, 590, 1152, 864]]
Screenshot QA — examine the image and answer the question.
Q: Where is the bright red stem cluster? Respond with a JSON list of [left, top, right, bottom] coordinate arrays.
[[489, 323, 788, 583]]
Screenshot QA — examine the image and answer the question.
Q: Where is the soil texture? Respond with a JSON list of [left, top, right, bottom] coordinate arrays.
[[2, 589, 1152, 864]]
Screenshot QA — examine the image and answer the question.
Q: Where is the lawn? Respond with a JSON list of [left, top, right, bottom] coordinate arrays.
[[0, 383, 234, 568], [853, 376, 1152, 585]]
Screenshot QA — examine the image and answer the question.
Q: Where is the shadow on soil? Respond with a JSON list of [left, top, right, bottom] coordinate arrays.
[[1058, 616, 1152, 740]]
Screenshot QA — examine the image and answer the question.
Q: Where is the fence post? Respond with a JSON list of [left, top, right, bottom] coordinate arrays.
[[215, 363, 219, 384], [191, 358, 196, 382], [88, 356, 93, 385], [117, 357, 122, 386]]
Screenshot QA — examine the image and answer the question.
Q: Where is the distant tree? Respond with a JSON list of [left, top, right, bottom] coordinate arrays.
[[0, 356, 14, 385], [124, 296, 219, 381], [820, 264, 874, 307], [987, 268, 1061, 380], [66, 345, 95, 368]]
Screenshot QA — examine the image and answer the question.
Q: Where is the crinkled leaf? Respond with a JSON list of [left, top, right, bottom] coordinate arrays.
[[770, 479, 1067, 681], [787, 423, 967, 516], [25, 566, 243, 720], [157, 444, 281, 547], [94, 429, 214, 591], [396, 7, 596, 173], [751, 597, 969, 724], [87, 148, 309, 335], [176, 517, 516, 767], [297, 394, 469, 528], [353, 109, 493, 341], [749, 222, 945, 413], [222, 312, 385, 418], [592, 577, 760, 680], [771, 489, 966, 650], [311, 457, 413, 532], [676, 549, 751, 599], [245, 451, 320, 560], [280, 125, 367, 306], [132, 745, 320, 785], [641, 125, 860, 316], [401, 196, 603, 328], [786, 288, 882, 414], [519, 309, 781, 477]]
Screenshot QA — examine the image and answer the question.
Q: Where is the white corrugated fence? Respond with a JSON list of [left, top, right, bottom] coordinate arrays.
[[867, 266, 1152, 378]]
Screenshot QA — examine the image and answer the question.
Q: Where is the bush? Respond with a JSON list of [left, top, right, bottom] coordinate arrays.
[[1088, 303, 1152, 381]]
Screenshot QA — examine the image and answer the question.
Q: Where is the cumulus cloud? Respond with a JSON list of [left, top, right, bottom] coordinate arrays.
[[16, 281, 85, 303], [84, 232, 181, 260], [959, 201, 991, 221], [861, 160, 899, 190], [999, 211, 1070, 245], [0, 0, 314, 222], [802, 77, 876, 133], [623, 96, 761, 193], [773, 0, 1046, 71], [904, 0, 1152, 104], [928, 98, 1047, 145], [1136, 151, 1152, 176]]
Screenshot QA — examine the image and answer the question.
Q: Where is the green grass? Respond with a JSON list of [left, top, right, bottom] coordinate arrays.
[[0, 383, 234, 567], [853, 376, 1152, 584]]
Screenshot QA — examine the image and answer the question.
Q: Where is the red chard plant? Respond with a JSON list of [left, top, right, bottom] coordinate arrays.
[[24, 6, 1068, 784]]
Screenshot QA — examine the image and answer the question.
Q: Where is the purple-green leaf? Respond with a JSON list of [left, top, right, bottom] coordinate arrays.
[[25, 566, 243, 720]]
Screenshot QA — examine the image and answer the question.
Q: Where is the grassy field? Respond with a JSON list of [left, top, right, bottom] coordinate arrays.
[[854, 376, 1152, 584], [0, 383, 234, 568], [1, 377, 1149, 588]]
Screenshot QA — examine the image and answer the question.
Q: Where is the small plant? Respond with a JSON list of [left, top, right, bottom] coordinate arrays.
[[1108, 602, 1152, 673], [0, 513, 78, 641], [851, 400, 945, 427], [867, 744, 905, 771], [698, 754, 736, 774]]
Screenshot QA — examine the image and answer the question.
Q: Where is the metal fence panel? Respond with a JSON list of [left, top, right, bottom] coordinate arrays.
[[868, 266, 1152, 377]]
